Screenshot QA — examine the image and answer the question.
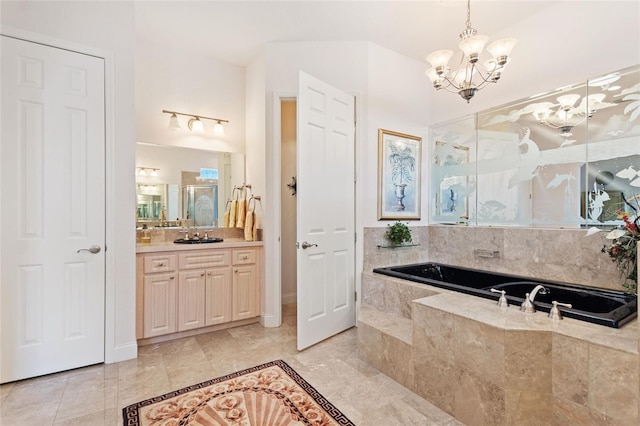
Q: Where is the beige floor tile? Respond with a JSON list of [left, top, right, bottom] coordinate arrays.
[[0, 303, 461, 425]]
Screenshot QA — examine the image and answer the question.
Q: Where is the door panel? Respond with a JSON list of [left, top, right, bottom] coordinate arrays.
[[205, 267, 232, 325], [296, 72, 356, 350], [1, 36, 106, 383], [233, 265, 257, 321], [178, 271, 206, 331]]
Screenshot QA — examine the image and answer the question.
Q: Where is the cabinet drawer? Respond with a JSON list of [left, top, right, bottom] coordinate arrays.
[[232, 249, 257, 265], [179, 250, 230, 269], [144, 254, 177, 273]]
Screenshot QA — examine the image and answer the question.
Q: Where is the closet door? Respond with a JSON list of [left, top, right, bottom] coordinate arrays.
[[1, 36, 106, 383]]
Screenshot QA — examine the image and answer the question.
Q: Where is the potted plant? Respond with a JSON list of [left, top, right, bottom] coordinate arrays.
[[384, 221, 412, 246]]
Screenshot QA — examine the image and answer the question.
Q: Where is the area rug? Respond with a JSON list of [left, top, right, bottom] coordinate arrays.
[[122, 359, 355, 426]]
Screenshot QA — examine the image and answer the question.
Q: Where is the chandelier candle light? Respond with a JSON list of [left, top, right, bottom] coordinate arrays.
[[425, 0, 517, 103]]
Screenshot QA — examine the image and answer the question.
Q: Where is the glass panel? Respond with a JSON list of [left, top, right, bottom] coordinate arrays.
[[477, 82, 588, 227], [430, 115, 475, 224], [429, 65, 640, 228], [584, 66, 640, 225]]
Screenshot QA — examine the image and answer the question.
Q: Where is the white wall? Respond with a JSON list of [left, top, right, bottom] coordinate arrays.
[[256, 41, 432, 325], [1, 0, 137, 362], [365, 43, 433, 228], [136, 36, 246, 154], [280, 101, 297, 304], [245, 50, 270, 323], [427, 1, 640, 125]]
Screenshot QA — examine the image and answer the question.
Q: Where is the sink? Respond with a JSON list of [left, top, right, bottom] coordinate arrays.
[[173, 238, 224, 244]]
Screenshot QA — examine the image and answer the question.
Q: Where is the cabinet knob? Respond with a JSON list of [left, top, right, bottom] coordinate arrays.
[[207, 272, 212, 276], [234, 269, 238, 273], [158, 262, 165, 267], [200, 272, 205, 277], [170, 275, 175, 279], [241, 255, 248, 260]]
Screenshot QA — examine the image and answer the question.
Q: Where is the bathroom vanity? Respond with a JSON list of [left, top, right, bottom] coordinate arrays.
[[136, 240, 263, 344]]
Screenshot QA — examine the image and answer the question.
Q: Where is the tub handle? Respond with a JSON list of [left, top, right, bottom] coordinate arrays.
[[549, 301, 572, 320], [474, 249, 500, 258], [490, 288, 508, 308]]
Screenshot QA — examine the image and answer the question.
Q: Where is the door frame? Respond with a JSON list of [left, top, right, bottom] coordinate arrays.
[[1, 26, 118, 363], [268, 90, 363, 331]]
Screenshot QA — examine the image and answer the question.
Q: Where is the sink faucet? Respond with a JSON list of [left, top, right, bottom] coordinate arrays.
[[520, 285, 549, 313]]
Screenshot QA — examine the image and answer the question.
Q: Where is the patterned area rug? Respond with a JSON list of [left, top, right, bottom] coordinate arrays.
[[122, 359, 355, 426]]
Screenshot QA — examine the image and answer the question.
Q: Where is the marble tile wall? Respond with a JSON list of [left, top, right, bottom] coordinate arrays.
[[364, 225, 626, 292], [360, 256, 639, 426], [362, 226, 429, 272]]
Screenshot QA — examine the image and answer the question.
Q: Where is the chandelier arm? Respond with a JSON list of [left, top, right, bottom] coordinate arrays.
[[471, 67, 501, 91], [436, 77, 465, 94]]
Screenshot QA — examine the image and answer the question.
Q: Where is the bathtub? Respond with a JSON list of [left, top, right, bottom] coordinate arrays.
[[372, 262, 637, 328]]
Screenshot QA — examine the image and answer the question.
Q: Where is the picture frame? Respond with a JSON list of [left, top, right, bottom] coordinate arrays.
[[434, 141, 469, 218], [377, 129, 422, 220]]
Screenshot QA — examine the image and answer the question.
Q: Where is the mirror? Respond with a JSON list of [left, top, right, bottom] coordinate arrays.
[[136, 143, 245, 228], [430, 64, 640, 227]]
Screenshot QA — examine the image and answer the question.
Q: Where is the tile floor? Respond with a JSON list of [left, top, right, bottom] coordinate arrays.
[[0, 304, 463, 425]]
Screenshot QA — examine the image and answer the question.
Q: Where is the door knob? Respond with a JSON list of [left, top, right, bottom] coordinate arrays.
[[301, 241, 318, 249], [77, 245, 101, 254]]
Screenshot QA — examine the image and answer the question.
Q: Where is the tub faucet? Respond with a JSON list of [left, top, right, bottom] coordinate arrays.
[[520, 285, 549, 313]]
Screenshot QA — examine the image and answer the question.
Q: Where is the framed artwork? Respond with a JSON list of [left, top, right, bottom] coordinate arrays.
[[435, 141, 469, 218], [377, 129, 422, 220]]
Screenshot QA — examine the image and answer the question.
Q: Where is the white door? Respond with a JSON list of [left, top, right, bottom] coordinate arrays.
[[296, 72, 356, 350], [0, 36, 106, 383]]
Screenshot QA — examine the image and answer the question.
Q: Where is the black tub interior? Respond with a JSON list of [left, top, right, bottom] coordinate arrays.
[[373, 262, 637, 328]]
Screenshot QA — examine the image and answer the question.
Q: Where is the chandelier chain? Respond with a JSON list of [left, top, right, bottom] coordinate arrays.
[[465, 0, 472, 30]]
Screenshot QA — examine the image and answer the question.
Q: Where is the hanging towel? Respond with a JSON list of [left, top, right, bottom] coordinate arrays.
[[236, 191, 246, 229], [244, 210, 254, 241], [252, 213, 258, 241], [223, 200, 231, 228], [228, 199, 237, 228]]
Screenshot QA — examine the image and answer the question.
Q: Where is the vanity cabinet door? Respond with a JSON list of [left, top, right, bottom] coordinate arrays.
[[232, 265, 258, 321], [205, 267, 232, 326], [143, 272, 177, 337], [178, 270, 206, 331]]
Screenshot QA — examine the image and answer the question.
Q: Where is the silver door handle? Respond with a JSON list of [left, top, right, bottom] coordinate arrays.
[[77, 245, 101, 254], [301, 241, 318, 249]]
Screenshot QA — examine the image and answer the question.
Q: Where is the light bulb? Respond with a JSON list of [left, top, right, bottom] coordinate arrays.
[[168, 113, 181, 130], [188, 117, 204, 133], [213, 121, 225, 136], [459, 35, 488, 62], [426, 50, 453, 71]]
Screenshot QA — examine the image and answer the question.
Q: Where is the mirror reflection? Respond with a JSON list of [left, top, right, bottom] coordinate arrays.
[[431, 64, 640, 227], [136, 143, 245, 228]]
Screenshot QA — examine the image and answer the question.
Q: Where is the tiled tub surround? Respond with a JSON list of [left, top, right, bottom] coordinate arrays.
[[359, 225, 640, 426]]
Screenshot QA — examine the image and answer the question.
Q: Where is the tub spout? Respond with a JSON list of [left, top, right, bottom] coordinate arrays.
[[520, 285, 549, 313]]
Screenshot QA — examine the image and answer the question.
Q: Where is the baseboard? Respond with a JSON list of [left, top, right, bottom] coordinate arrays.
[[282, 291, 297, 305], [261, 313, 281, 328], [108, 341, 138, 363]]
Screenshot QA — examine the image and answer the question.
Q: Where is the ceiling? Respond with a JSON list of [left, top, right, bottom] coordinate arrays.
[[135, 0, 559, 67]]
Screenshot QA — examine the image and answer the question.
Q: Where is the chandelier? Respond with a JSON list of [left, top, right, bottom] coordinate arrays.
[[532, 93, 608, 137], [425, 0, 517, 103]]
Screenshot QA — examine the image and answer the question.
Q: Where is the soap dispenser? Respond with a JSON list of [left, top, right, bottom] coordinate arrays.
[[140, 224, 151, 244]]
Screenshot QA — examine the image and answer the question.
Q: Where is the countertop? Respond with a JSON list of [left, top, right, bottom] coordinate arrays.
[[136, 239, 263, 253]]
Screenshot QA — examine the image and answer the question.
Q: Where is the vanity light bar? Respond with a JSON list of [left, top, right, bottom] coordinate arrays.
[[137, 167, 159, 177], [162, 109, 228, 135]]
